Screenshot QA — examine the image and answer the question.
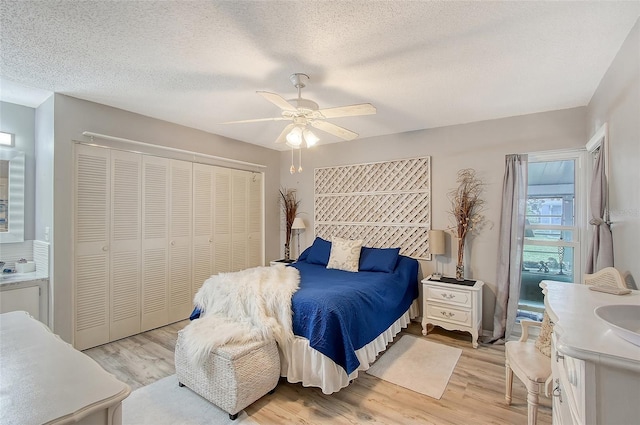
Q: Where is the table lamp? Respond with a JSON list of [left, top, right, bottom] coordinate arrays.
[[291, 217, 306, 259], [428, 229, 446, 279]]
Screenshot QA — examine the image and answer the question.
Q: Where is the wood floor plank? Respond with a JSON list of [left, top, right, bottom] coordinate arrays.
[[84, 321, 552, 424]]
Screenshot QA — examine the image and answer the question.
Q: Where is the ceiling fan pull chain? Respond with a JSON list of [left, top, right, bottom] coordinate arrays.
[[290, 147, 296, 174], [298, 148, 303, 173]]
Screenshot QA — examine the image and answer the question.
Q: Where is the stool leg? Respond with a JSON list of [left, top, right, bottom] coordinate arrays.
[[527, 388, 539, 425], [178, 382, 185, 387], [229, 413, 238, 420], [505, 361, 513, 405]]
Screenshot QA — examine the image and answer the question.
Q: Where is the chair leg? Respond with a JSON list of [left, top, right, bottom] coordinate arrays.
[[505, 361, 513, 405], [526, 387, 540, 425]]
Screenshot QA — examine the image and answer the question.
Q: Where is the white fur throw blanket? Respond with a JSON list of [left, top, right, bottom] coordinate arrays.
[[180, 265, 300, 364]]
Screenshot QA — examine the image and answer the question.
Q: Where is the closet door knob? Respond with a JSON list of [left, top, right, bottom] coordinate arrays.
[[102, 246, 109, 252], [170, 241, 175, 246]]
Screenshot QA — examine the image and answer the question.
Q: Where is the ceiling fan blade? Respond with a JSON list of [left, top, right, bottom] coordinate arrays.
[[220, 117, 288, 124], [275, 123, 296, 144], [310, 120, 358, 140], [317, 103, 377, 119], [257, 91, 298, 112]]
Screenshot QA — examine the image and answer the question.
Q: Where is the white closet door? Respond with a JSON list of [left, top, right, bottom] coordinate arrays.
[[109, 150, 141, 341], [168, 159, 193, 322], [213, 167, 231, 274], [248, 172, 263, 267], [141, 156, 169, 332], [74, 144, 110, 350], [192, 163, 213, 295], [231, 170, 248, 272]]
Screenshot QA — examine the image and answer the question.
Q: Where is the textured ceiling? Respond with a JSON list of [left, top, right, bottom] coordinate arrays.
[[1, 1, 639, 150]]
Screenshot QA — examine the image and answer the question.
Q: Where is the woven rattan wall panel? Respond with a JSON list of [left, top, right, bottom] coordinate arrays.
[[314, 156, 431, 259]]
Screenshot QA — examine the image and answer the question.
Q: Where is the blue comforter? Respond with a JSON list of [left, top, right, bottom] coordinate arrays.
[[291, 256, 419, 374]]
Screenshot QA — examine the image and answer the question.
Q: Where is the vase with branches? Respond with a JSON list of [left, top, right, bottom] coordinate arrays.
[[280, 187, 300, 261], [447, 169, 485, 280]]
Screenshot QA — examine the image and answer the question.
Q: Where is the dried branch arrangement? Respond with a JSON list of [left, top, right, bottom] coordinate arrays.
[[448, 169, 485, 268], [280, 187, 300, 259]]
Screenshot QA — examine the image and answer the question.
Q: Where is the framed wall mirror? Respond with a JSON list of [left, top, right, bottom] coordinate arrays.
[[0, 149, 25, 243]]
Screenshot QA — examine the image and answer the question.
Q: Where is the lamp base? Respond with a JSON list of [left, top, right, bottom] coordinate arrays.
[[431, 273, 442, 281]]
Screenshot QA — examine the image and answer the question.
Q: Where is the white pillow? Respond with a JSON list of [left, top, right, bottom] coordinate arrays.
[[327, 237, 364, 272]]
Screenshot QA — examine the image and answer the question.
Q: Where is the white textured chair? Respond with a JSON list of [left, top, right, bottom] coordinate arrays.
[[505, 318, 552, 425], [583, 267, 628, 288]]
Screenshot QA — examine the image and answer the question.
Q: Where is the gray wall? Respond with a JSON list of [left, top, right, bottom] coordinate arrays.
[[50, 94, 281, 342], [587, 18, 639, 287], [280, 107, 588, 332], [0, 101, 36, 241], [35, 96, 54, 245]]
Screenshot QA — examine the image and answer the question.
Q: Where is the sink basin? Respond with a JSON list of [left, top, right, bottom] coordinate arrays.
[[594, 305, 640, 347]]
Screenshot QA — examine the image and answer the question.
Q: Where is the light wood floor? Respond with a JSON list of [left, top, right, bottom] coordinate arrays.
[[84, 321, 551, 424]]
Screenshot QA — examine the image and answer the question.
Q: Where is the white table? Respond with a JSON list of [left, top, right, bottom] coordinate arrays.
[[421, 277, 484, 348], [0, 311, 130, 425]]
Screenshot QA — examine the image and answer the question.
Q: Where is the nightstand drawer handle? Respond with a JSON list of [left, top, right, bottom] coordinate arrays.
[[441, 293, 455, 300], [440, 311, 455, 318]]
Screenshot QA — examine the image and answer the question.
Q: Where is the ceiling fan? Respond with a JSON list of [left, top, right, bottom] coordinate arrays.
[[222, 73, 376, 148]]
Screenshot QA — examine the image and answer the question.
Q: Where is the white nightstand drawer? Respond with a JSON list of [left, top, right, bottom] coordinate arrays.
[[426, 286, 472, 308], [426, 304, 472, 326]]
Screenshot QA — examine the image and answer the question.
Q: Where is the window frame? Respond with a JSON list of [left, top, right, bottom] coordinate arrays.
[[525, 148, 589, 285]]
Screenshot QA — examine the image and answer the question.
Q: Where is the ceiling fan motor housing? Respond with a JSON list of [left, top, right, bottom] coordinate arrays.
[[288, 98, 319, 112]]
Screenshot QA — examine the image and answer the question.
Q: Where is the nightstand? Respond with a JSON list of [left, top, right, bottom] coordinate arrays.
[[421, 276, 484, 348], [269, 259, 296, 266]]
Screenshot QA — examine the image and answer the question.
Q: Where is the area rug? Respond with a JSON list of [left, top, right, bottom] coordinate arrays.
[[366, 335, 462, 399], [122, 375, 259, 425]]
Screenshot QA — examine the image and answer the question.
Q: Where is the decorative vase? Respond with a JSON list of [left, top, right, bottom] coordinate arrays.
[[284, 244, 291, 261], [456, 264, 464, 281], [456, 236, 465, 281]]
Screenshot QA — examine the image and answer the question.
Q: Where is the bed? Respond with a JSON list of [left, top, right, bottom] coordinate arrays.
[[279, 237, 420, 394], [189, 237, 420, 395]]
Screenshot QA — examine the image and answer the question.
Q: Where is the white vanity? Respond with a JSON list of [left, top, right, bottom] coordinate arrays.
[[0, 271, 49, 324], [541, 280, 640, 425]]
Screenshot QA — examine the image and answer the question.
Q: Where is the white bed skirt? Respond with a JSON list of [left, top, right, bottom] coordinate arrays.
[[279, 299, 420, 394]]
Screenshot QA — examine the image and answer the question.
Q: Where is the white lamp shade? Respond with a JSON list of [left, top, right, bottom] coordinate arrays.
[[303, 128, 319, 147], [291, 217, 306, 230], [286, 126, 303, 147], [428, 229, 445, 255]]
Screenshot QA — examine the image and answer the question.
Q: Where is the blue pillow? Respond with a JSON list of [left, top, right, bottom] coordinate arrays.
[[306, 237, 332, 266], [298, 246, 311, 262], [359, 247, 401, 273]]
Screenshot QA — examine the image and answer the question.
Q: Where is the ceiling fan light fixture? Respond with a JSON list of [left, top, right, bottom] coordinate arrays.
[[303, 128, 319, 147], [286, 126, 303, 147]]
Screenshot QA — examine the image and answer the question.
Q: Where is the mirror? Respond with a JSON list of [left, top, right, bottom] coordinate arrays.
[[0, 149, 25, 243]]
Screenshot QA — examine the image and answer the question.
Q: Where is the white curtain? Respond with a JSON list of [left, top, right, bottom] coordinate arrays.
[[491, 154, 528, 342], [586, 149, 614, 273]]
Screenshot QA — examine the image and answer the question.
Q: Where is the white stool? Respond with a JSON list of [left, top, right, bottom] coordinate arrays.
[[175, 331, 280, 420]]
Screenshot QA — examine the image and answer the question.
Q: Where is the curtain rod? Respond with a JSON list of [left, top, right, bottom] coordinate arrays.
[[81, 131, 266, 169]]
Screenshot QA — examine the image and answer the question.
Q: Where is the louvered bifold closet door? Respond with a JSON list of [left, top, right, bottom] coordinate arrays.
[[109, 150, 142, 341], [141, 156, 169, 332], [213, 167, 231, 274], [231, 170, 249, 272], [247, 172, 263, 267], [74, 144, 110, 350], [192, 163, 214, 295], [168, 160, 193, 322]]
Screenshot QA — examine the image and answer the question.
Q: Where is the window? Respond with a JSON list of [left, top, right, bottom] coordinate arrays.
[[518, 152, 586, 320], [0, 132, 14, 147]]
